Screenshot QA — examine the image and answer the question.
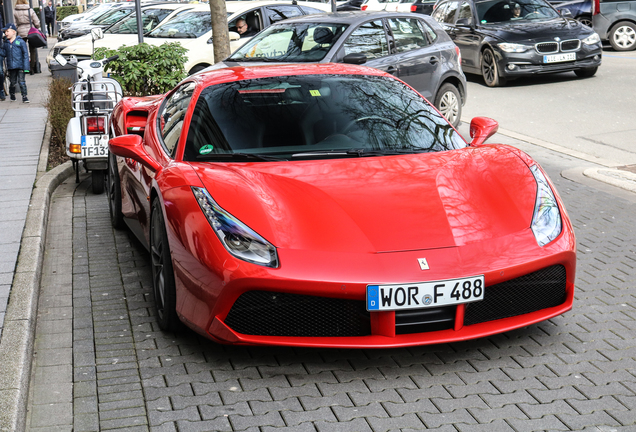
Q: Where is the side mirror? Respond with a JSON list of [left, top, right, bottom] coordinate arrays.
[[456, 18, 473, 27], [55, 54, 68, 66], [559, 9, 573, 18], [229, 31, 240, 41], [91, 27, 104, 41], [343, 52, 367, 65], [109, 134, 161, 172], [469, 117, 498, 146]]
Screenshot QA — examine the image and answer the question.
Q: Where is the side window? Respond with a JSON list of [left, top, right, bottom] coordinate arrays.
[[418, 20, 438, 43], [431, 2, 449, 22], [300, 6, 328, 15], [158, 82, 196, 157], [388, 18, 430, 53], [457, 1, 473, 24], [264, 5, 303, 24], [442, 1, 459, 23], [342, 20, 389, 60]]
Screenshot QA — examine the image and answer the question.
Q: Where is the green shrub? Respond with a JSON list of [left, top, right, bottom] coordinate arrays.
[[94, 43, 188, 96], [46, 77, 74, 169], [56, 6, 79, 21]]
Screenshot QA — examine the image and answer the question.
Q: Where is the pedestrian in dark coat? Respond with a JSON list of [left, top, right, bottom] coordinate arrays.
[[44, 1, 55, 36], [0, 12, 5, 101], [0, 23, 30, 103]]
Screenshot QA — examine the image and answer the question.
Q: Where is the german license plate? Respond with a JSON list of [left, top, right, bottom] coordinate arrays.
[[366, 275, 484, 311], [81, 135, 108, 158], [543, 52, 576, 63]]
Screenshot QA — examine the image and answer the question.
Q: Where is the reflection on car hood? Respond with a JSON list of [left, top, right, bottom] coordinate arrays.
[[190, 146, 537, 253], [481, 18, 593, 42]]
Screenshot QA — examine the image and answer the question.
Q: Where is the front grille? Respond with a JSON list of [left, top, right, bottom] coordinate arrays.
[[225, 291, 371, 337], [536, 42, 558, 53], [561, 39, 581, 51], [396, 306, 455, 335], [464, 265, 567, 326]]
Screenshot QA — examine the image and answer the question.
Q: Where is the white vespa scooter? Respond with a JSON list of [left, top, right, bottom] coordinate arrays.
[[56, 28, 123, 194]]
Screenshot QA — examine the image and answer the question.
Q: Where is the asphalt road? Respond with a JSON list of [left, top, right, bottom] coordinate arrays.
[[460, 48, 636, 167], [25, 48, 636, 431]]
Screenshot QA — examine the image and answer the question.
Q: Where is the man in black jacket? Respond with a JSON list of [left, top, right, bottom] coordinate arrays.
[[44, 1, 55, 36]]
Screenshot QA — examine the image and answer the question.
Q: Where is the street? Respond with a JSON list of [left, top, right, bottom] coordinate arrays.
[[26, 50, 636, 431]]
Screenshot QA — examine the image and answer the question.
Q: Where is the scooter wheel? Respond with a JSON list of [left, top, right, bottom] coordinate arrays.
[[92, 170, 105, 194]]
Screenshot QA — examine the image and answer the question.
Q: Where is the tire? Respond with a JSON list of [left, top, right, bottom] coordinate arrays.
[[481, 48, 506, 87], [150, 198, 180, 332], [188, 64, 209, 75], [107, 153, 125, 229], [609, 21, 636, 51], [434, 83, 462, 128], [91, 169, 105, 194], [574, 67, 598, 78]]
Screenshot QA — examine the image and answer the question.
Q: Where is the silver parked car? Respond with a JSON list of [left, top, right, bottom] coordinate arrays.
[[214, 11, 467, 127]]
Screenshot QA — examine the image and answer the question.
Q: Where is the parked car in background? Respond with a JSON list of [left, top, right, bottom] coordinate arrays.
[[549, 0, 592, 26], [107, 62, 576, 347], [361, 0, 435, 13], [55, 2, 332, 75], [217, 11, 467, 126], [58, 2, 119, 33], [58, 3, 139, 40], [337, 0, 366, 11], [431, 0, 603, 86], [47, 3, 196, 67], [592, 0, 636, 51]]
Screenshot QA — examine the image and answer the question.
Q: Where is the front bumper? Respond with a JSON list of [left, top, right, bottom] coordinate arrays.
[[496, 42, 602, 77]]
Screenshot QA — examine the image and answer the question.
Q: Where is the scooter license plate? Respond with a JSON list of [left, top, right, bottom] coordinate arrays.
[[81, 135, 108, 158]]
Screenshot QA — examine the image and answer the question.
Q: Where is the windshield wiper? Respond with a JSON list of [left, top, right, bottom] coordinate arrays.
[[195, 152, 285, 162], [292, 149, 422, 158]]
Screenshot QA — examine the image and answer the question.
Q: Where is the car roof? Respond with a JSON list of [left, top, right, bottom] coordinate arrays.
[[194, 63, 390, 87]]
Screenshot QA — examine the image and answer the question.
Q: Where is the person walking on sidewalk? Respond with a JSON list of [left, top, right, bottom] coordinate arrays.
[[0, 24, 30, 103], [13, 0, 40, 74], [44, 1, 55, 37]]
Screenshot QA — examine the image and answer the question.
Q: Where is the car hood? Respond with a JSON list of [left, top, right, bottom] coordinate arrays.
[[480, 18, 592, 43], [61, 34, 140, 55], [189, 146, 537, 253]]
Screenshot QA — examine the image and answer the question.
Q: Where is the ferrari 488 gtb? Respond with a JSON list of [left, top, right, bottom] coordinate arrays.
[[107, 63, 575, 348]]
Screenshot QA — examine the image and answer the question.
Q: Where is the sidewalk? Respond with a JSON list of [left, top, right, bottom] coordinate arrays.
[[0, 41, 74, 432]]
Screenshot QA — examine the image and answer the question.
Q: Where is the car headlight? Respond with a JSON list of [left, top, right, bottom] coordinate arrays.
[[529, 165, 562, 246], [583, 32, 601, 45], [192, 187, 279, 268], [498, 43, 530, 53]]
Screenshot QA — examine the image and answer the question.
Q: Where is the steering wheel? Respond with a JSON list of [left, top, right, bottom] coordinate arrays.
[[342, 116, 395, 134], [524, 11, 542, 18]]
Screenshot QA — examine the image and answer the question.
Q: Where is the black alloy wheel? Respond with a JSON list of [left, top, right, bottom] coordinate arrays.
[[150, 198, 180, 332], [91, 169, 105, 194], [107, 153, 125, 229], [481, 48, 505, 87]]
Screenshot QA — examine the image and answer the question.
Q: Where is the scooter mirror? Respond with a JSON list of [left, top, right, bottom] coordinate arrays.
[[91, 28, 104, 41], [55, 54, 68, 66]]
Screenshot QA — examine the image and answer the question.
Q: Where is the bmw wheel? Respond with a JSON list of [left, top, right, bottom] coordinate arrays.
[[481, 48, 506, 87], [150, 198, 180, 332], [434, 83, 462, 128], [609, 21, 636, 51], [107, 153, 125, 229]]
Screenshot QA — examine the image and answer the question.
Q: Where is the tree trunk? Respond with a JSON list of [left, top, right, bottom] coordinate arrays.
[[209, 0, 230, 64]]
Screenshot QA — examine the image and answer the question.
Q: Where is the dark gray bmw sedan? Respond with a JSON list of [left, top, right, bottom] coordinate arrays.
[[211, 12, 467, 127]]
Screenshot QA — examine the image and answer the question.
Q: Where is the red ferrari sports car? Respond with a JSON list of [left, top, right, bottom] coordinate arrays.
[[107, 63, 576, 348]]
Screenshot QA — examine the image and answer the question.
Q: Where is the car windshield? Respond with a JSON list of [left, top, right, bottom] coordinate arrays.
[[107, 8, 173, 34], [228, 23, 349, 62], [182, 75, 466, 162], [476, 0, 559, 23], [92, 8, 133, 26], [147, 11, 213, 38]]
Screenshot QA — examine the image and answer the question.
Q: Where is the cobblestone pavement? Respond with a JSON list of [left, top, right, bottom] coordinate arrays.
[[27, 147, 636, 431]]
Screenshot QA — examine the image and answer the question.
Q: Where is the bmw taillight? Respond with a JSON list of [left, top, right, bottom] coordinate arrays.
[[411, 4, 417, 11], [455, 45, 462, 65], [361, 4, 368, 10], [592, 0, 600, 15], [86, 116, 106, 135]]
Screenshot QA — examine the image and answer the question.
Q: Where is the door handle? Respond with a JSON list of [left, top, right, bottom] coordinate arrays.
[[429, 56, 439, 65], [387, 66, 397, 75]]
